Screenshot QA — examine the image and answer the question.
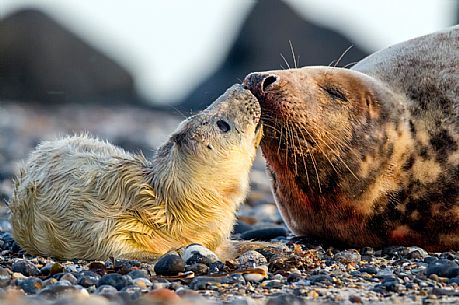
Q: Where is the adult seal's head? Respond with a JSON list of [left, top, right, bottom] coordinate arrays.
[[243, 26, 459, 251]]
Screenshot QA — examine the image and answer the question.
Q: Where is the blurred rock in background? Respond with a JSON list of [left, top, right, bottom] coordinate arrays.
[[179, 0, 369, 111], [0, 2, 369, 110], [0, 9, 142, 105]]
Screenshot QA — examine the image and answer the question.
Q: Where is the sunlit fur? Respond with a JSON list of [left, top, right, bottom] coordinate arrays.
[[10, 85, 263, 260]]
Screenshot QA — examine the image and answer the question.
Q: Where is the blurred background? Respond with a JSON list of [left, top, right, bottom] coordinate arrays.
[[0, 0, 458, 227]]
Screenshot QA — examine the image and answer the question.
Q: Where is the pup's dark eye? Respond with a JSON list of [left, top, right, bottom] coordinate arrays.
[[216, 120, 231, 132], [322, 86, 348, 102]]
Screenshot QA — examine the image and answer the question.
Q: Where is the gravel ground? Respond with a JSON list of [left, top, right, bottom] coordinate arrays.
[[0, 102, 458, 305]]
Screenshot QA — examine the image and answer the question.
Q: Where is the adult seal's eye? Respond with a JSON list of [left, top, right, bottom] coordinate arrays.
[[322, 86, 348, 102], [216, 120, 231, 132]]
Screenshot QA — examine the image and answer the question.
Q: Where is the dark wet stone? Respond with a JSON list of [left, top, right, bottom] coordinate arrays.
[[359, 266, 378, 274], [185, 252, 214, 266], [77, 270, 101, 287], [262, 279, 283, 288], [448, 276, 459, 285], [151, 278, 171, 290], [381, 276, 401, 292], [424, 256, 438, 264], [448, 267, 459, 278], [38, 263, 64, 278], [221, 273, 246, 285], [189, 276, 223, 290], [334, 250, 361, 264], [425, 259, 459, 278], [266, 294, 307, 305], [349, 271, 361, 277], [233, 220, 253, 234], [240, 227, 287, 241], [208, 261, 226, 274], [349, 295, 363, 303], [308, 274, 332, 284], [114, 260, 141, 274], [97, 273, 132, 291], [238, 250, 268, 269], [96, 285, 124, 303], [0, 267, 11, 287], [154, 253, 185, 276], [38, 285, 80, 299], [439, 252, 459, 260], [382, 246, 410, 257], [0, 232, 20, 252], [186, 263, 209, 276], [431, 287, 459, 296], [119, 285, 142, 301], [17, 277, 43, 294], [184, 244, 218, 268], [88, 261, 107, 276], [287, 273, 302, 282], [12, 259, 40, 276], [96, 284, 118, 295], [406, 247, 428, 259], [59, 273, 77, 285], [128, 269, 148, 279]]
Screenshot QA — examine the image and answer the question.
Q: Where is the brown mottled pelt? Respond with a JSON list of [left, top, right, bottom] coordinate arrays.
[[243, 26, 459, 251], [10, 85, 263, 260]]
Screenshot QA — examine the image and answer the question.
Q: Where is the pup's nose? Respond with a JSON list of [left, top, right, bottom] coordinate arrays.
[[243, 73, 279, 98]]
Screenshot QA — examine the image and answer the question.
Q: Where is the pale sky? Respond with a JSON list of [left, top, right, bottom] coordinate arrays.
[[1, 0, 457, 103]]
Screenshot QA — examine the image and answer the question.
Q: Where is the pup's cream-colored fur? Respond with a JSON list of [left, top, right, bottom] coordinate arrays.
[[10, 85, 263, 260]]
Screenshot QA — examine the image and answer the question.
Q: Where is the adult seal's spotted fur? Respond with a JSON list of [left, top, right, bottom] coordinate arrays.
[[244, 26, 459, 251], [10, 84, 263, 260]]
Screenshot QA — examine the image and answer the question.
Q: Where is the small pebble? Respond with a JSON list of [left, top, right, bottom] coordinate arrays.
[[208, 260, 225, 274], [146, 288, 181, 302], [60, 273, 78, 285], [96, 273, 132, 290], [128, 269, 148, 279], [183, 244, 218, 265], [425, 259, 459, 278], [17, 277, 43, 294], [38, 285, 82, 299], [0, 267, 11, 287], [186, 263, 209, 275], [77, 270, 100, 288], [189, 276, 222, 290], [334, 249, 361, 264], [349, 295, 363, 303], [12, 259, 40, 276], [154, 252, 185, 276], [238, 250, 268, 269], [95, 284, 118, 296], [261, 279, 283, 289], [132, 277, 152, 289]]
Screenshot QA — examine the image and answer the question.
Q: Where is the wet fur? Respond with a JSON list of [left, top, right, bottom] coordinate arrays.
[[244, 26, 459, 251], [10, 85, 263, 260]]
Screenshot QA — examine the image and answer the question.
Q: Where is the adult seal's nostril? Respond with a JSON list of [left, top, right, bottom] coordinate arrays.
[[261, 75, 278, 92], [243, 73, 278, 98]]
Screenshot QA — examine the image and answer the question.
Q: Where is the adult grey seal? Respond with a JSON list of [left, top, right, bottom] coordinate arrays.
[[243, 26, 459, 251]]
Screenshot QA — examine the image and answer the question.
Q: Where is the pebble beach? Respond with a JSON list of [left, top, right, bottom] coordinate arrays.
[[0, 102, 459, 305]]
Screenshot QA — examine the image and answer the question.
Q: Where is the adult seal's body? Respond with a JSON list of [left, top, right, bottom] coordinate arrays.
[[10, 85, 263, 260], [244, 26, 459, 251]]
